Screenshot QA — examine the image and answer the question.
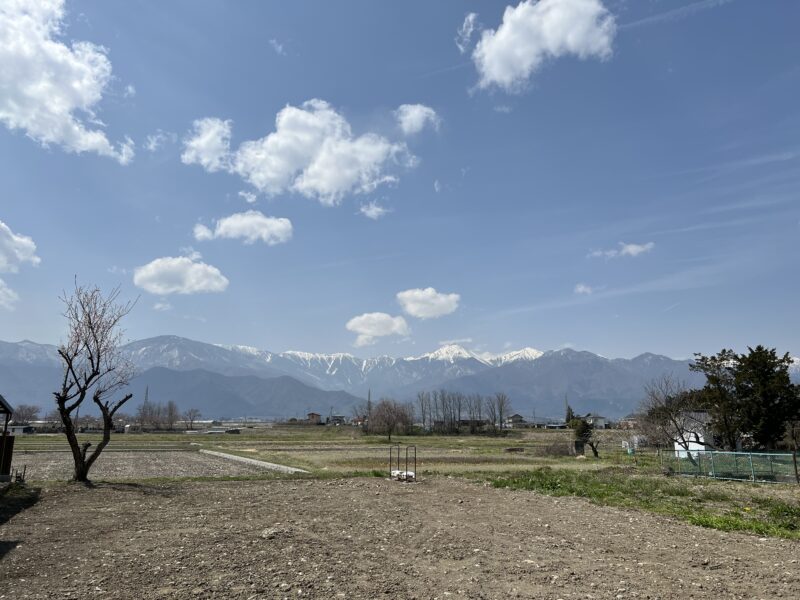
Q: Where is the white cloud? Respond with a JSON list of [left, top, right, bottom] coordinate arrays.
[[181, 117, 232, 172], [0, 0, 134, 163], [269, 39, 286, 55], [153, 301, 172, 312], [433, 179, 442, 193], [455, 12, 479, 54], [193, 210, 293, 245], [145, 129, 177, 152], [439, 337, 473, 346], [574, 283, 593, 295], [346, 312, 409, 347], [0, 220, 40, 273], [182, 99, 412, 206], [397, 287, 460, 319], [394, 104, 441, 136], [0, 278, 19, 310], [472, 0, 616, 92], [133, 255, 229, 295], [123, 84, 136, 98], [238, 190, 257, 204], [359, 201, 390, 220], [589, 241, 655, 259]]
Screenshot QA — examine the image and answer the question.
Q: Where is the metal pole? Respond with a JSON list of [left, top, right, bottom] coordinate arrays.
[[748, 453, 756, 482], [710, 452, 716, 479], [792, 451, 799, 485], [768, 455, 774, 477]]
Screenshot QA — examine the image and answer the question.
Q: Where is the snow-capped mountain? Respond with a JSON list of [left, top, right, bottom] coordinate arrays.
[[484, 347, 545, 366], [2, 336, 795, 418]]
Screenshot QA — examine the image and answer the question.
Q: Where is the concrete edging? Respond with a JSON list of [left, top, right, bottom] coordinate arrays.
[[199, 449, 309, 474]]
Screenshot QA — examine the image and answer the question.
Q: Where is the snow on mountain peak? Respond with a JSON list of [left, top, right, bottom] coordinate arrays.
[[410, 344, 482, 363], [495, 347, 544, 364]]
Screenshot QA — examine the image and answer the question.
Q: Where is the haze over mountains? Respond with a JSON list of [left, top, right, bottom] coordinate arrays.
[[1, 336, 797, 420]]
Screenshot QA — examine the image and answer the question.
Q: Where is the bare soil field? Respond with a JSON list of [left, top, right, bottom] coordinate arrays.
[[11, 451, 266, 481], [1, 476, 798, 600]]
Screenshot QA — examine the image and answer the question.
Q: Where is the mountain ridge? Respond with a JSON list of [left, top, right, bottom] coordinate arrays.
[[1, 336, 796, 419]]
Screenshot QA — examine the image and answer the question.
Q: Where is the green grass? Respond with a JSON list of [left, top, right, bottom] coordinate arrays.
[[487, 466, 800, 539]]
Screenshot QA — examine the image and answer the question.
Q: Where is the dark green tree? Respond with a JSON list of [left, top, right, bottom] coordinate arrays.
[[690, 349, 741, 450], [692, 347, 800, 450], [570, 418, 599, 457], [733, 346, 798, 449]]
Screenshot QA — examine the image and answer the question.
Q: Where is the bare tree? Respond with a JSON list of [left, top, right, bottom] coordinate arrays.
[[371, 398, 414, 441], [11, 404, 40, 424], [494, 392, 512, 431], [53, 283, 135, 482], [165, 400, 180, 430], [640, 374, 712, 466], [183, 408, 202, 430], [484, 396, 499, 434], [416, 391, 430, 432], [465, 394, 484, 434]]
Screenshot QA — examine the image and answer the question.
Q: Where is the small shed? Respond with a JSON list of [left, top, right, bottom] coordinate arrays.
[[0, 393, 15, 482], [307, 412, 321, 425]]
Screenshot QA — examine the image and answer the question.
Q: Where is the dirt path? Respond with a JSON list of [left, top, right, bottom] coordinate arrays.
[[0, 477, 797, 599]]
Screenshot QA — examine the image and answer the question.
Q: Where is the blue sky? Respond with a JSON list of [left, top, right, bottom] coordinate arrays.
[[0, 0, 798, 359]]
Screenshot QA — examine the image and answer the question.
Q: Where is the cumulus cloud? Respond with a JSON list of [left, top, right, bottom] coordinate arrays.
[[0, 220, 40, 273], [472, 0, 616, 92], [181, 99, 413, 206], [397, 287, 460, 319], [181, 117, 232, 172], [193, 210, 293, 245], [0, 0, 134, 163], [394, 104, 440, 136], [346, 312, 409, 347], [455, 12, 479, 54], [133, 255, 229, 295], [0, 278, 19, 310], [589, 242, 655, 259], [359, 201, 390, 220], [574, 283, 593, 295], [153, 301, 172, 311]]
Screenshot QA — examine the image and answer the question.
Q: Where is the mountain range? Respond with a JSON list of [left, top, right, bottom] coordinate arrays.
[[1, 336, 797, 420]]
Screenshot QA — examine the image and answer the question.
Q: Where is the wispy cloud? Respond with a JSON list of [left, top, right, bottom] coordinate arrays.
[[621, 0, 735, 30], [494, 260, 737, 319], [439, 337, 473, 346], [589, 242, 654, 259], [269, 39, 286, 56]]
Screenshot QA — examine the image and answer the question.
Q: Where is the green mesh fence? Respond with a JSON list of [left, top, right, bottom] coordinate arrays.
[[661, 450, 799, 484]]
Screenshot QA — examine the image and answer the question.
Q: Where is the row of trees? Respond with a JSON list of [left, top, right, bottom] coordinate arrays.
[[415, 390, 512, 434], [641, 346, 799, 453], [357, 391, 514, 439], [135, 391, 202, 430]]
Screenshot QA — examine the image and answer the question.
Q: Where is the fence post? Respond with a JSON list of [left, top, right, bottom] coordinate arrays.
[[793, 451, 799, 485], [710, 452, 716, 479], [748, 453, 756, 482]]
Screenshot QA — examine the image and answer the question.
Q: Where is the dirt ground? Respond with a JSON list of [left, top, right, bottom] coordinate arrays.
[[10, 451, 266, 481], [1, 477, 798, 600]]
